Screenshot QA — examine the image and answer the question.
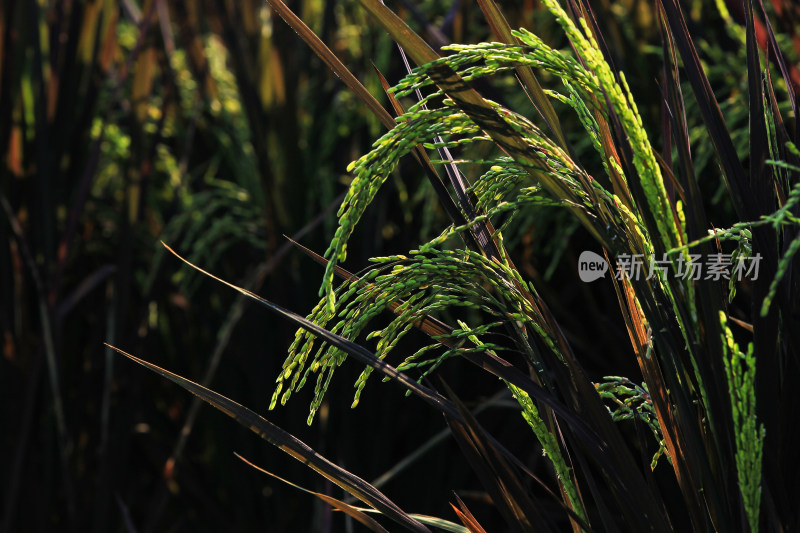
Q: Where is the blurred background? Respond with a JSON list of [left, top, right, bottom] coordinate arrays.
[[0, 0, 784, 530]]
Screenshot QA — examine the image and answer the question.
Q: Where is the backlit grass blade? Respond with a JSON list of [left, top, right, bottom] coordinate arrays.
[[234, 453, 390, 533], [756, 0, 798, 134], [108, 344, 431, 533], [745, 0, 769, 205], [442, 382, 557, 533], [656, 3, 705, 241], [450, 495, 487, 533], [263, 0, 395, 130]]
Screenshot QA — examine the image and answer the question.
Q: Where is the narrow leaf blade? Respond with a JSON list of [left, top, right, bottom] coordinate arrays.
[[108, 344, 431, 533]]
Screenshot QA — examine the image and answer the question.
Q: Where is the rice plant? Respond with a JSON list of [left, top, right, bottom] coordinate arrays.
[[110, 0, 800, 530]]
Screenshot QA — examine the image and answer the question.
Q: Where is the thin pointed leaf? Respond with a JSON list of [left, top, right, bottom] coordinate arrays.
[[745, 0, 769, 202], [108, 343, 431, 533], [658, 0, 749, 218], [406, 515, 471, 533], [442, 382, 554, 533], [240, 455, 472, 533], [450, 494, 488, 533], [757, 0, 797, 133], [263, 0, 395, 129], [234, 453, 389, 533], [657, 3, 706, 241]]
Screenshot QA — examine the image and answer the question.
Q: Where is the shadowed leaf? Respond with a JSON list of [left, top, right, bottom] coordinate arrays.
[[263, 0, 395, 129], [442, 382, 552, 533], [234, 453, 389, 533], [658, 0, 749, 218], [108, 343, 431, 533]]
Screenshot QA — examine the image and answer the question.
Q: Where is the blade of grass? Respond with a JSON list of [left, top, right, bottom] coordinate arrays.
[[745, 0, 770, 207], [442, 381, 555, 533], [407, 514, 470, 533], [656, 3, 705, 241], [140, 195, 345, 530], [263, 0, 394, 129], [658, 0, 749, 219], [758, 1, 797, 136], [450, 494, 487, 533], [234, 453, 390, 533], [108, 344, 432, 533]]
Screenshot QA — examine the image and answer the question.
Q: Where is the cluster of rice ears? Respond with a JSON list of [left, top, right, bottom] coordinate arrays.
[[112, 0, 800, 531]]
